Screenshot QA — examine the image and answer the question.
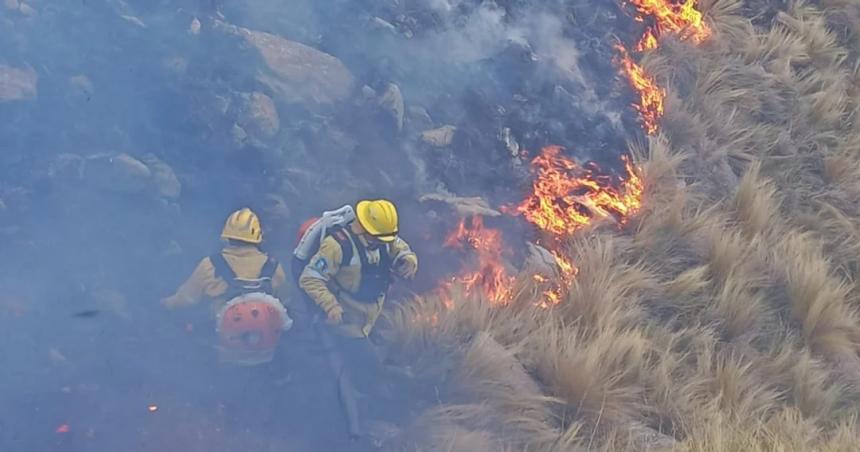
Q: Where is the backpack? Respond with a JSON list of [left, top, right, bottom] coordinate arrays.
[[293, 205, 356, 261], [291, 205, 392, 302], [210, 252, 279, 301]]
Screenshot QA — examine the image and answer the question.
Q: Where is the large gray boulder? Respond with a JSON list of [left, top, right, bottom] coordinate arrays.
[[215, 21, 354, 107], [0, 64, 37, 101]]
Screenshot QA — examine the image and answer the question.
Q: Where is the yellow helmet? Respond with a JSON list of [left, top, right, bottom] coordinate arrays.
[[356, 199, 399, 242], [221, 208, 263, 244]]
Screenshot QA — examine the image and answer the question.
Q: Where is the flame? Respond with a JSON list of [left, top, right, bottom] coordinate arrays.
[[429, 0, 707, 309], [628, 0, 711, 46], [55, 423, 70, 434], [441, 216, 515, 306], [616, 46, 666, 135], [620, 0, 710, 133], [512, 146, 644, 237], [148, 405, 159, 412], [636, 29, 659, 51], [538, 251, 578, 307], [508, 146, 642, 306]]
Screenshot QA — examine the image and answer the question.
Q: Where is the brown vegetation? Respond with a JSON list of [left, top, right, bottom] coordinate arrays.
[[382, 0, 860, 449]]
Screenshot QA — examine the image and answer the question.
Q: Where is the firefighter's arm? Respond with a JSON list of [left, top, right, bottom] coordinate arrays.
[[299, 237, 344, 318], [161, 257, 217, 309], [390, 237, 418, 280]]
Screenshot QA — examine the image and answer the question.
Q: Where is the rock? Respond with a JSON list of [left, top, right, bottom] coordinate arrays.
[[237, 91, 279, 140], [231, 124, 248, 146], [369, 16, 398, 34], [18, 1, 34, 15], [214, 20, 354, 106], [378, 83, 405, 131], [189, 17, 201, 35], [626, 421, 677, 451], [360, 85, 377, 100], [69, 75, 94, 101], [141, 154, 181, 199], [419, 193, 501, 218], [120, 15, 146, 28], [83, 153, 151, 194], [0, 65, 37, 101], [524, 242, 560, 276], [48, 348, 69, 367], [500, 127, 519, 156], [163, 56, 188, 75], [421, 125, 457, 148]]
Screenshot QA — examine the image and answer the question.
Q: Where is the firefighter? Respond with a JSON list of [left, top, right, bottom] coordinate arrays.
[[296, 199, 418, 438], [163, 207, 292, 365]]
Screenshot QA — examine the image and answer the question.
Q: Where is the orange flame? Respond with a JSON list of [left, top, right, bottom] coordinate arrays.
[[509, 146, 642, 306], [512, 146, 644, 237], [538, 251, 578, 307], [628, 0, 711, 47], [620, 0, 710, 133], [441, 216, 515, 306], [616, 46, 666, 135]]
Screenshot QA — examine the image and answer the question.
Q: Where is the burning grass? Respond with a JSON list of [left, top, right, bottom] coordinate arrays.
[[381, 0, 860, 449]]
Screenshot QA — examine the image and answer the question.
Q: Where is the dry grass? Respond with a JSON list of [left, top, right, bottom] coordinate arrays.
[[380, 0, 860, 449]]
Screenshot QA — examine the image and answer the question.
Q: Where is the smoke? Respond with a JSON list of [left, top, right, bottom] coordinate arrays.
[[0, 0, 644, 450]]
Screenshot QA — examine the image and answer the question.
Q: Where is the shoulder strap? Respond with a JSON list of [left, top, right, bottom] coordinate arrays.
[[259, 256, 279, 279], [330, 227, 354, 267], [210, 252, 237, 284], [347, 228, 365, 264]]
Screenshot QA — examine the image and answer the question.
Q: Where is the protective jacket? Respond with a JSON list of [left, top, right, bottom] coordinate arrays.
[[163, 244, 288, 314], [299, 226, 415, 337]]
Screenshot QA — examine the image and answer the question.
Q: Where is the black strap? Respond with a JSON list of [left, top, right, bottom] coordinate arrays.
[[210, 252, 236, 283], [210, 251, 278, 297], [330, 227, 354, 268], [344, 228, 392, 302], [259, 256, 279, 279]]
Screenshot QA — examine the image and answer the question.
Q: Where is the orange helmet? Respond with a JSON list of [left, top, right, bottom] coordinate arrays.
[[215, 294, 291, 365]]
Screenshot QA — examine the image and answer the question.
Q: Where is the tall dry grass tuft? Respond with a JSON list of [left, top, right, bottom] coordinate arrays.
[[777, 233, 860, 358], [522, 321, 651, 425], [730, 162, 779, 238], [761, 342, 854, 423], [381, 0, 860, 449], [559, 235, 656, 332]]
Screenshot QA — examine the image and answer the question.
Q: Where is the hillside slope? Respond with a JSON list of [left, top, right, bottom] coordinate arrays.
[[384, 0, 860, 450]]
